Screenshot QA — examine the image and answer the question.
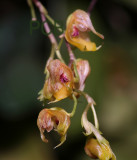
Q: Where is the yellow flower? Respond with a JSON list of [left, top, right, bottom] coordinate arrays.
[[37, 107, 70, 148], [84, 138, 116, 160], [65, 9, 104, 51], [39, 59, 74, 102]]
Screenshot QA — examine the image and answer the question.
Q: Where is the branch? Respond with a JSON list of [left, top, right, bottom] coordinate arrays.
[[65, 39, 76, 67], [41, 14, 57, 45], [33, 0, 57, 45], [32, 0, 65, 63]]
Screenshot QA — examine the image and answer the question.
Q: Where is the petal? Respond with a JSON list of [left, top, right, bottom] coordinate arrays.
[[53, 85, 71, 100]]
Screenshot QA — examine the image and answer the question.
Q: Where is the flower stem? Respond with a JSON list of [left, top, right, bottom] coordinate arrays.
[[65, 39, 79, 82], [45, 14, 63, 33], [82, 103, 108, 145], [58, 37, 64, 50], [75, 89, 99, 129], [65, 39, 76, 65], [40, 13, 57, 44], [69, 94, 77, 117], [32, 0, 65, 63], [91, 103, 99, 129], [73, 62, 79, 83], [55, 49, 65, 63], [33, 0, 63, 32], [27, 0, 37, 20]]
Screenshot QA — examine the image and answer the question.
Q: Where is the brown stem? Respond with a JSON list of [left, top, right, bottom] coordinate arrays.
[[87, 0, 97, 15], [65, 39, 75, 67], [32, 0, 65, 63], [33, 0, 57, 45], [41, 14, 57, 45]]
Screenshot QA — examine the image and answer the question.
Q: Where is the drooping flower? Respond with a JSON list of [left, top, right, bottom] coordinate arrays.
[[39, 59, 74, 102], [73, 59, 91, 91], [65, 9, 104, 51], [84, 138, 116, 160], [37, 107, 70, 148]]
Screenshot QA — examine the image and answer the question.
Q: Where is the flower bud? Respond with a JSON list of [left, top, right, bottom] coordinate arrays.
[[65, 9, 104, 51], [37, 107, 70, 147], [84, 138, 116, 160], [74, 59, 91, 91], [42, 59, 74, 101]]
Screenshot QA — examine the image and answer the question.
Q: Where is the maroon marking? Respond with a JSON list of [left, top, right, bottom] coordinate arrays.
[[55, 119, 59, 125], [60, 73, 69, 83], [71, 26, 79, 37]]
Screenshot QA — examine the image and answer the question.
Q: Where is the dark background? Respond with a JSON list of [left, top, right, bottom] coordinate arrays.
[[0, 0, 137, 159]]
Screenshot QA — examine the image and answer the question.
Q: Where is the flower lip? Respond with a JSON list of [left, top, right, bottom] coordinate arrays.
[[60, 73, 69, 83], [71, 26, 79, 37]]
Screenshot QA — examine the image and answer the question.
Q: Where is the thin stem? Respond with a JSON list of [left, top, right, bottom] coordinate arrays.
[[91, 103, 99, 129], [45, 14, 63, 33], [73, 61, 79, 83], [82, 104, 108, 145], [85, 94, 99, 129], [75, 89, 96, 105], [41, 14, 64, 62], [87, 0, 97, 16], [81, 104, 93, 135], [75, 89, 99, 129], [58, 37, 64, 50], [33, 0, 63, 33], [65, 39, 79, 82], [33, 0, 65, 63], [65, 39, 76, 66], [69, 94, 77, 117], [56, 49, 65, 63], [41, 13, 57, 44], [33, 0, 47, 14], [50, 44, 55, 59], [27, 0, 37, 20]]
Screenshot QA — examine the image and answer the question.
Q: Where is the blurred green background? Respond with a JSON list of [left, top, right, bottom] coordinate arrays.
[[0, 0, 137, 159]]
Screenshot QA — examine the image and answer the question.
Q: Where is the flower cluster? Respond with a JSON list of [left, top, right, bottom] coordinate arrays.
[[27, 1, 116, 159]]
